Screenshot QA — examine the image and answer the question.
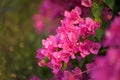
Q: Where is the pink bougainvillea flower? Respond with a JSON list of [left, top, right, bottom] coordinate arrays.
[[90, 48, 120, 80], [62, 67, 82, 80], [42, 35, 58, 49], [72, 67, 83, 79], [62, 71, 75, 80], [103, 17, 120, 47], [50, 67, 84, 80], [33, 14, 44, 34], [89, 42, 101, 54], [79, 40, 101, 57], [102, 7, 113, 21], [81, 0, 92, 7], [29, 75, 40, 80], [79, 17, 100, 39], [64, 6, 81, 24]]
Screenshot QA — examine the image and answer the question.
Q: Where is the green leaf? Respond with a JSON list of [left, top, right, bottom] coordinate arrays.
[[99, 48, 107, 54], [44, 57, 49, 62], [86, 54, 94, 62], [92, 2, 103, 23], [95, 28, 104, 41], [103, 0, 115, 10], [92, 3, 104, 41], [79, 58, 86, 68], [62, 62, 67, 71]]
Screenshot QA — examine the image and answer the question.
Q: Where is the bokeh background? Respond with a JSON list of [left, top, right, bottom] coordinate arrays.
[[1, 0, 120, 80], [0, 0, 52, 80]]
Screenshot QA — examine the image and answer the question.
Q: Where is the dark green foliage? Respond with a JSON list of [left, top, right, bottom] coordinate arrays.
[[103, 0, 115, 10]]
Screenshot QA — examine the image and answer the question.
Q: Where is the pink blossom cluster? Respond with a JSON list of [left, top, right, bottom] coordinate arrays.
[[89, 48, 120, 80], [40, 0, 92, 18], [103, 17, 120, 47], [36, 7, 101, 74], [88, 17, 120, 80], [33, 0, 92, 34], [51, 67, 82, 80]]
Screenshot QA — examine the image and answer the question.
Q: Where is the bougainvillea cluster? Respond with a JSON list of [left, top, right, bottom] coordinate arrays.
[[36, 6, 101, 75], [33, 0, 92, 34], [32, 0, 120, 80], [89, 48, 120, 80], [89, 17, 120, 80]]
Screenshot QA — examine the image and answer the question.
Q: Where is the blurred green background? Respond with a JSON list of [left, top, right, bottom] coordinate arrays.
[[0, 0, 52, 80]]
